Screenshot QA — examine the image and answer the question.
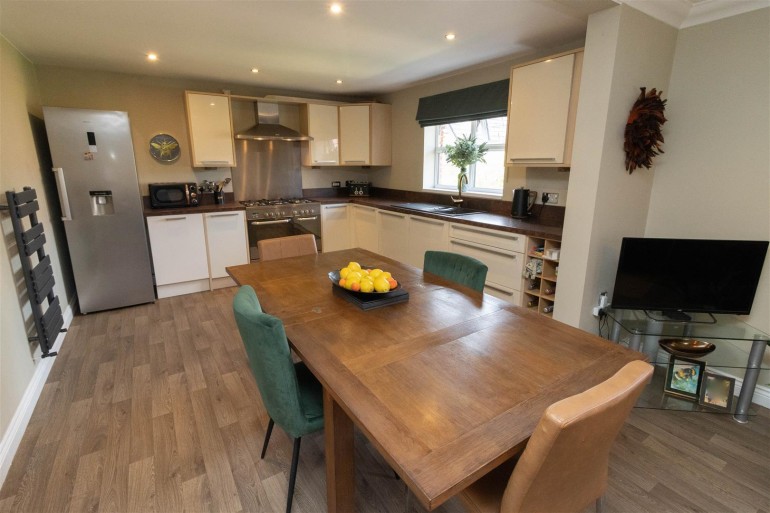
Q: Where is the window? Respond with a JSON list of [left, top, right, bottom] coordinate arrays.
[[427, 116, 507, 195]]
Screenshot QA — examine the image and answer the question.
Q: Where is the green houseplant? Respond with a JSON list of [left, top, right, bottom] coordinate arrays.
[[444, 134, 488, 201]]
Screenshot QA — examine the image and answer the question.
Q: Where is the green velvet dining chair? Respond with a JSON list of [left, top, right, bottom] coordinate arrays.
[[232, 285, 324, 513], [423, 250, 489, 293]]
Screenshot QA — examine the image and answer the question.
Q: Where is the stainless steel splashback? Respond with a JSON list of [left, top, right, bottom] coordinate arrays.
[[231, 139, 303, 200]]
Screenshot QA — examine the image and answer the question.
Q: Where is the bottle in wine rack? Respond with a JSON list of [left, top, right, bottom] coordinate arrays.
[[528, 279, 538, 290], [542, 305, 554, 314], [526, 299, 537, 308], [543, 286, 555, 295]]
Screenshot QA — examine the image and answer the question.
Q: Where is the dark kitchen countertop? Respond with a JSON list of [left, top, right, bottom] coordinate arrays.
[[305, 196, 563, 240], [143, 193, 244, 217]]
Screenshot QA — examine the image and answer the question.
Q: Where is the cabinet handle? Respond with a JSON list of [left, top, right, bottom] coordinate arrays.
[[200, 160, 231, 165], [452, 225, 519, 241], [450, 239, 518, 258], [323, 205, 348, 210], [484, 283, 516, 295], [353, 206, 375, 212], [294, 216, 318, 221], [251, 219, 291, 226], [207, 212, 239, 218], [509, 157, 557, 162], [344, 160, 367, 164], [379, 211, 405, 219], [313, 160, 337, 163], [411, 216, 444, 226], [163, 217, 187, 221]]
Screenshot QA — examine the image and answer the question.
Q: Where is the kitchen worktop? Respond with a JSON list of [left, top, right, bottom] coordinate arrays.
[[142, 193, 244, 217], [307, 196, 563, 240]]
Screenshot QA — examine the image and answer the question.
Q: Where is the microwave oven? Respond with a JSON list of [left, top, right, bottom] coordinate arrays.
[[148, 183, 199, 208]]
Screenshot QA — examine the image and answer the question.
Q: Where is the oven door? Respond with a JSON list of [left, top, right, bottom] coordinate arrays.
[[247, 218, 294, 260], [292, 215, 322, 252]]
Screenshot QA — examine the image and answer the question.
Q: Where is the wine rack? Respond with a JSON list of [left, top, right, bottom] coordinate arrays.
[[521, 237, 561, 317]]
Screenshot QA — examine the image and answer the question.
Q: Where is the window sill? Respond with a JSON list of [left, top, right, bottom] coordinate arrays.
[[421, 187, 503, 199]]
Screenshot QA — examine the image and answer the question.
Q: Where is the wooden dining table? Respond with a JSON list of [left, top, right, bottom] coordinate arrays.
[[227, 248, 644, 512]]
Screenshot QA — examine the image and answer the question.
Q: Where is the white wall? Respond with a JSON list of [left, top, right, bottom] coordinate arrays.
[[555, 5, 678, 330], [378, 47, 581, 202], [644, 9, 769, 359]]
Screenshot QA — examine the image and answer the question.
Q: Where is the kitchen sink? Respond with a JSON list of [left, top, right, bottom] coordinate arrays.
[[393, 203, 484, 216]]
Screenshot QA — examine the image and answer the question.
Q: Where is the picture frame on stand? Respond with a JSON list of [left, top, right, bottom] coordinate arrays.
[[698, 372, 736, 412], [664, 356, 705, 401]]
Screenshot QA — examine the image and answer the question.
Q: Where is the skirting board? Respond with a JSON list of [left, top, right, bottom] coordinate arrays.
[[0, 297, 75, 488]]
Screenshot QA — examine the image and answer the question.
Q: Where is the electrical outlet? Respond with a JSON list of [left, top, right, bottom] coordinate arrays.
[[332, 181, 341, 188], [545, 192, 559, 205]]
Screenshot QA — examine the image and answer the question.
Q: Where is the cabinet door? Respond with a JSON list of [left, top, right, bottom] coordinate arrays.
[[186, 92, 235, 167], [147, 214, 209, 285], [321, 204, 351, 253], [351, 205, 378, 252], [377, 210, 409, 261], [305, 104, 339, 165], [506, 53, 576, 165], [407, 216, 448, 268], [339, 105, 370, 165], [204, 211, 248, 278]]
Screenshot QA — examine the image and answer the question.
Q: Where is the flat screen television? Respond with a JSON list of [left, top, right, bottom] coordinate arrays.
[[611, 238, 768, 317]]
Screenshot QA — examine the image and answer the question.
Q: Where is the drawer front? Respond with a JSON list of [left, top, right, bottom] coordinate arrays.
[[449, 223, 525, 253], [448, 238, 523, 291], [484, 284, 522, 306]]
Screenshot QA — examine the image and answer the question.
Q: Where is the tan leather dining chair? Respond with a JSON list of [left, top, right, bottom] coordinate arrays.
[[459, 360, 653, 513], [258, 234, 318, 261]]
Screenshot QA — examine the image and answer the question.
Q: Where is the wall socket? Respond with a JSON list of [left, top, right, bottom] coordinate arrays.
[[544, 192, 559, 205]]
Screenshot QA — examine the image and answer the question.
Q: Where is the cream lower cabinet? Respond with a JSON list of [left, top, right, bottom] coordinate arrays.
[[185, 92, 236, 167], [448, 224, 525, 306], [406, 215, 448, 268], [350, 205, 378, 252], [147, 214, 210, 298], [321, 204, 351, 253], [377, 210, 409, 261], [204, 211, 249, 289]]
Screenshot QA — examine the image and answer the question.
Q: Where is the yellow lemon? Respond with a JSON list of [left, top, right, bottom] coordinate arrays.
[[340, 267, 350, 279], [359, 280, 374, 293], [347, 261, 362, 271], [373, 277, 391, 293], [369, 268, 383, 279], [381, 271, 392, 280], [346, 271, 362, 283]]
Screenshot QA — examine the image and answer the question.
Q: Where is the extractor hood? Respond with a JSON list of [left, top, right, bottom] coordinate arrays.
[[235, 102, 312, 141]]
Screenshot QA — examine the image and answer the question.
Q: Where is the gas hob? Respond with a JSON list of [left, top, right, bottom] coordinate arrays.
[[242, 198, 321, 221]]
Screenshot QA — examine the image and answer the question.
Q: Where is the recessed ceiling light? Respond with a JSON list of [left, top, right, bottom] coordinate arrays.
[[336, 79, 343, 84], [445, 33, 456, 41], [146, 52, 158, 61], [330, 3, 342, 14], [251, 68, 259, 73]]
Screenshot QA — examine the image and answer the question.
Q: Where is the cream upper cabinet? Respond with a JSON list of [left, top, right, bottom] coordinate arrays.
[[301, 103, 340, 166], [505, 50, 583, 167], [339, 103, 392, 166], [185, 91, 236, 167]]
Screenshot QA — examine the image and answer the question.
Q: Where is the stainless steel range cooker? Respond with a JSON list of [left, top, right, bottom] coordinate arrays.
[[241, 198, 322, 260]]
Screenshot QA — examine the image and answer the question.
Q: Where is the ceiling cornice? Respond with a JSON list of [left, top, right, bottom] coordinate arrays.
[[612, 0, 770, 28]]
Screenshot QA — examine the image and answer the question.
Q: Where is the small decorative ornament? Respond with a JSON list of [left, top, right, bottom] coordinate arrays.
[[624, 87, 667, 173], [149, 133, 180, 163]]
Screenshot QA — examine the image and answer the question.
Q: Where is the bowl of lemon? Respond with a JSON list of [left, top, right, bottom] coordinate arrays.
[[329, 261, 400, 296]]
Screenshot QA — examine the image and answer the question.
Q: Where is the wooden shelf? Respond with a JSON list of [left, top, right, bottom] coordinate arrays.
[[541, 275, 557, 282], [541, 293, 555, 302], [522, 236, 560, 317]]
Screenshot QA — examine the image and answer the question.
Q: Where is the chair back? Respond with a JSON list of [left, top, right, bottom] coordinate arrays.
[[232, 285, 309, 437], [423, 250, 488, 293], [500, 361, 653, 513], [259, 234, 317, 261]]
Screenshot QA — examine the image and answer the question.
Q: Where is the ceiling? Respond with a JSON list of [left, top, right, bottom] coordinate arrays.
[[0, 0, 615, 96]]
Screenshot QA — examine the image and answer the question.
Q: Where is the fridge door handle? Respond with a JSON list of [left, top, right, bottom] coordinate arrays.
[[52, 167, 72, 221]]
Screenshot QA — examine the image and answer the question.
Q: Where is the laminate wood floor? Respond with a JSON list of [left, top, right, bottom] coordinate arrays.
[[1, 287, 768, 513]]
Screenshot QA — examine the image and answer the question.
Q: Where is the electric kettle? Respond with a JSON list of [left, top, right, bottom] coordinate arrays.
[[511, 188, 537, 219]]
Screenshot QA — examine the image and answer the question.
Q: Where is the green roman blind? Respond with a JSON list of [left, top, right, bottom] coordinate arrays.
[[415, 79, 509, 128]]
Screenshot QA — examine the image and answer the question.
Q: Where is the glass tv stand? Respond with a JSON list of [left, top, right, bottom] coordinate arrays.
[[603, 308, 769, 423]]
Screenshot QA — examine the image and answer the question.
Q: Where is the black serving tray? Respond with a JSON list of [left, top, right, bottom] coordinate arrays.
[[331, 284, 409, 310]]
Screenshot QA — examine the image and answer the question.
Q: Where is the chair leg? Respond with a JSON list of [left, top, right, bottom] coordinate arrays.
[[286, 437, 302, 513], [596, 495, 606, 513], [261, 418, 274, 459]]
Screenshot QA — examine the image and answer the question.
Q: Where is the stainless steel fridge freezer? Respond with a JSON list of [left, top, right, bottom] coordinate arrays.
[[43, 107, 155, 313]]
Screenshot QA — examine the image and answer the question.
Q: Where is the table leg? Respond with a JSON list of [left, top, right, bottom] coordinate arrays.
[[734, 337, 768, 424], [324, 388, 355, 512]]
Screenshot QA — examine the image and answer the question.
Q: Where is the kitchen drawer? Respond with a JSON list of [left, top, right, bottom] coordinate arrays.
[[449, 223, 525, 253], [448, 238, 523, 292]]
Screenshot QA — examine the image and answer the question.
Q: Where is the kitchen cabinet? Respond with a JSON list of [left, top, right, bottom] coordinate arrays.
[[300, 103, 340, 166], [350, 205, 378, 252], [406, 215, 448, 268], [185, 91, 236, 167], [505, 50, 583, 167], [448, 223, 524, 306], [321, 204, 351, 253], [339, 103, 392, 166], [377, 210, 409, 261], [204, 211, 249, 288], [147, 213, 210, 298]]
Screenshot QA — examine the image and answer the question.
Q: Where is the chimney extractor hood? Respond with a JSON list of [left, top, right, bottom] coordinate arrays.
[[235, 102, 312, 141]]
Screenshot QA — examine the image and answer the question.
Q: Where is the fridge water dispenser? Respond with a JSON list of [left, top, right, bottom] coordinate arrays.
[[90, 190, 115, 216]]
